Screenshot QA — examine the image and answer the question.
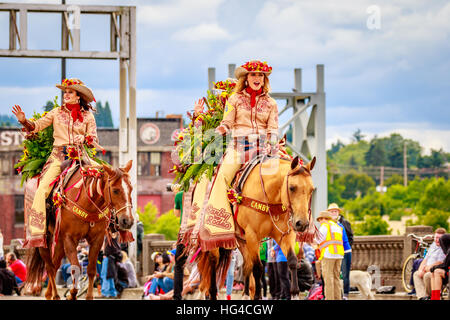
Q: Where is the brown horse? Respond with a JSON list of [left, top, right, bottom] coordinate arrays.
[[25, 160, 134, 300], [197, 155, 315, 300]]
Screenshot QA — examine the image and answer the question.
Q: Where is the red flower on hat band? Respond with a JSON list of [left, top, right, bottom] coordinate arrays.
[[62, 78, 83, 86], [241, 61, 272, 73]]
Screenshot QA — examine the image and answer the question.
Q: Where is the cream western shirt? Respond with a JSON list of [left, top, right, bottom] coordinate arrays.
[[220, 91, 279, 138], [32, 106, 98, 147]]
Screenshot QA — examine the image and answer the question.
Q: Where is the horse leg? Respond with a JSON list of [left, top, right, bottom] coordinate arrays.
[[280, 233, 300, 299], [63, 236, 81, 300], [252, 258, 263, 300], [49, 243, 66, 300], [85, 230, 105, 300], [38, 247, 60, 300], [208, 252, 218, 300]]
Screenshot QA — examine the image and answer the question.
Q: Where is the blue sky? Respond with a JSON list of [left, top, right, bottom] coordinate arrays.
[[0, 0, 449, 154]]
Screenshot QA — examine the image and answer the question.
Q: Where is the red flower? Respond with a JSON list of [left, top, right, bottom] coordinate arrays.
[[66, 147, 79, 160]]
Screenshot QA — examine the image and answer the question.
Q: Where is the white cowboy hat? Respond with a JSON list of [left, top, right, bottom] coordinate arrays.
[[56, 78, 96, 103], [316, 210, 332, 222], [234, 60, 272, 80], [327, 203, 342, 212]]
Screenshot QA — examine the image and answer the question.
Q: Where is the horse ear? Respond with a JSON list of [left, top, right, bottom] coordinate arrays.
[[291, 156, 299, 170], [123, 160, 133, 173], [307, 156, 316, 171], [102, 163, 115, 177]]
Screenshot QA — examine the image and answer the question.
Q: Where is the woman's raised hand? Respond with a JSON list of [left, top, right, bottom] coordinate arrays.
[[12, 105, 26, 122], [194, 98, 205, 115]]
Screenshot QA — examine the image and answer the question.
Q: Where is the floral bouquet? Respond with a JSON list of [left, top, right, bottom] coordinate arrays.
[[170, 79, 236, 191]]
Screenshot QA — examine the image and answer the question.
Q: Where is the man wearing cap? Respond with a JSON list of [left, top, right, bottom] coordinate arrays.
[[317, 210, 344, 300], [328, 203, 353, 300]]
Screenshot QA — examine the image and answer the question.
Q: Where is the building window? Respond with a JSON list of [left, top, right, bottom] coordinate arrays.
[[0, 155, 10, 176], [138, 152, 161, 176], [14, 194, 24, 225]]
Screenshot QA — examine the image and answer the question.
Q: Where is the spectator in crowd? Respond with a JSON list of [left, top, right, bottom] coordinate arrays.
[[232, 250, 245, 291], [267, 238, 279, 299], [273, 240, 290, 300], [413, 227, 446, 300], [259, 241, 268, 299], [430, 233, 450, 300], [100, 232, 122, 298], [146, 252, 171, 295], [0, 259, 20, 296], [225, 248, 238, 300], [120, 250, 138, 288], [172, 184, 190, 301], [147, 262, 193, 300], [328, 203, 352, 299], [5, 252, 27, 286], [295, 245, 314, 293], [316, 210, 344, 300], [136, 218, 144, 260]]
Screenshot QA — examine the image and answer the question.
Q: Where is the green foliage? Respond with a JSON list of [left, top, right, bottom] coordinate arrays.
[[171, 80, 235, 191], [94, 101, 114, 128], [14, 100, 58, 186], [418, 148, 447, 168], [137, 202, 180, 240], [384, 174, 404, 187], [417, 177, 450, 215], [353, 215, 391, 235], [416, 208, 450, 231], [336, 170, 375, 200], [329, 140, 369, 167]]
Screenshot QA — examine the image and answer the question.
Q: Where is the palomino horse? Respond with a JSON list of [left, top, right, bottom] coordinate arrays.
[[197, 155, 315, 300], [26, 160, 134, 300]]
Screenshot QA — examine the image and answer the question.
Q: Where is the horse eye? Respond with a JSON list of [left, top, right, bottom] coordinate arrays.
[[113, 189, 120, 194], [289, 185, 296, 192]]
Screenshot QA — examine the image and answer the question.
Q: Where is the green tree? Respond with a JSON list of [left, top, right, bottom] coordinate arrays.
[[337, 170, 375, 200], [352, 128, 366, 142], [43, 100, 54, 112], [353, 215, 391, 235], [417, 177, 450, 215], [365, 138, 388, 166], [103, 101, 114, 127], [384, 174, 403, 187], [418, 148, 447, 168], [137, 202, 180, 240], [417, 208, 449, 231]]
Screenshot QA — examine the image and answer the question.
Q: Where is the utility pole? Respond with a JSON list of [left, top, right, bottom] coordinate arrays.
[[403, 142, 407, 186], [61, 0, 66, 106]]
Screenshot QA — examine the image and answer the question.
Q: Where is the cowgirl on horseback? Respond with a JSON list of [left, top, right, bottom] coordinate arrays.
[[197, 60, 279, 248], [12, 78, 99, 248]]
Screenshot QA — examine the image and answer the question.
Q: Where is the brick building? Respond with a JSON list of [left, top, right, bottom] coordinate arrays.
[[0, 115, 182, 245]]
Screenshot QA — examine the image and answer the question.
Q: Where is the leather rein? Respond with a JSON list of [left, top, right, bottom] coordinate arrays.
[[64, 146, 132, 230]]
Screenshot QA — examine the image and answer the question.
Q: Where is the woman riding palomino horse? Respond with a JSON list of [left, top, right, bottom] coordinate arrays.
[[192, 60, 313, 300], [12, 79, 135, 299]]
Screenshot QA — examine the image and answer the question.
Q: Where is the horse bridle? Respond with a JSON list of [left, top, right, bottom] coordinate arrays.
[[105, 170, 133, 231], [259, 155, 313, 239]]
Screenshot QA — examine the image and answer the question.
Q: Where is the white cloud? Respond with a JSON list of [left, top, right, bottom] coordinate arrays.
[[171, 23, 232, 42]]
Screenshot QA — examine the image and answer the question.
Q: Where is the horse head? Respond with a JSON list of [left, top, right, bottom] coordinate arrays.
[[281, 156, 316, 232], [102, 160, 135, 230]]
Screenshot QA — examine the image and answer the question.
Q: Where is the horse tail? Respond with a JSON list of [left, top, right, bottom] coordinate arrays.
[[25, 248, 46, 287], [197, 251, 212, 294], [216, 248, 232, 288]]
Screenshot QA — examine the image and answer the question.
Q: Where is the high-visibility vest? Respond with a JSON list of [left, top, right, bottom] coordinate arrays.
[[318, 220, 344, 260]]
